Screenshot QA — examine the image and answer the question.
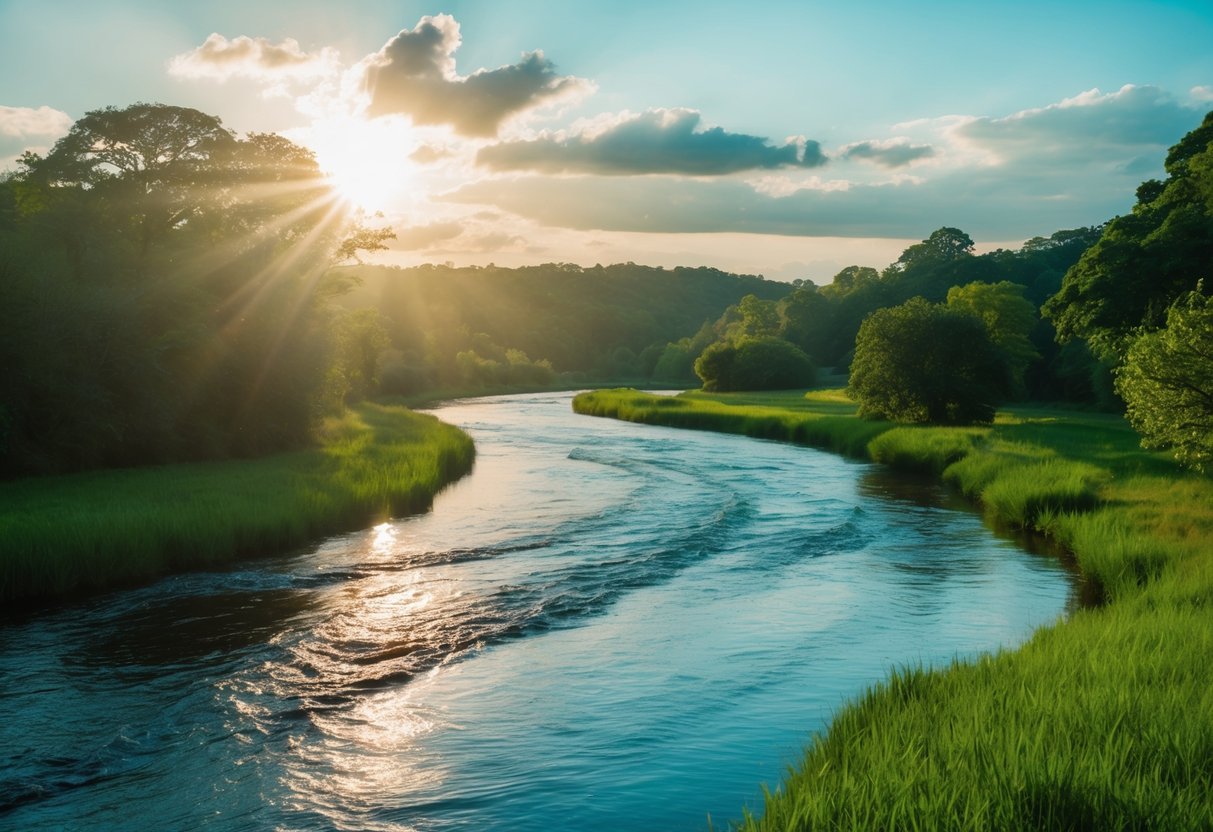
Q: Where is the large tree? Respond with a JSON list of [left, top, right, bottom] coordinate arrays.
[[2, 103, 389, 475], [1044, 110, 1213, 360], [849, 298, 1010, 424]]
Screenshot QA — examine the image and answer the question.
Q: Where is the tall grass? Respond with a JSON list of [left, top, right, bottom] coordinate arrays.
[[573, 389, 889, 458], [0, 402, 474, 603], [574, 388, 1213, 828]]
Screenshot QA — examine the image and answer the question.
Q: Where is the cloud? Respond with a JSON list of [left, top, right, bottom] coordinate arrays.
[[169, 34, 338, 83], [393, 221, 464, 250], [476, 108, 825, 176], [0, 105, 72, 168], [357, 14, 591, 137], [955, 84, 1199, 163], [443, 144, 1160, 241], [842, 139, 935, 168], [1193, 86, 1213, 103]]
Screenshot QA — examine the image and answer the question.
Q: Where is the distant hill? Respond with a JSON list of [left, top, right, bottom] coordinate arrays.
[[339, 262, 791, 389]]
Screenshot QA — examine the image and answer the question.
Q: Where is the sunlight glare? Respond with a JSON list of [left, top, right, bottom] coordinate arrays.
[[311, 117, 417, 213]]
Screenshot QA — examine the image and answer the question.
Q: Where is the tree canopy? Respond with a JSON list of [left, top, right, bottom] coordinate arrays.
[[849, 298, 1010, 424], [694, 336, 815, 392], [0, 102, 388, 476], [1045, 110, 1213, 359], [1115, 289, 1213, 472]]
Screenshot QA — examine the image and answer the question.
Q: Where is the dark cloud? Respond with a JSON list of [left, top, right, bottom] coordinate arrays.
[[360, 14, 590, 137], [476, 109, 825, 176], [843, 140, 934, 167]]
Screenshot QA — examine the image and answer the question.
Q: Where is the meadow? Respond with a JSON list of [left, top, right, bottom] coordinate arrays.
[[573, 388, 1213, 829], [0, 403, 474, 604]]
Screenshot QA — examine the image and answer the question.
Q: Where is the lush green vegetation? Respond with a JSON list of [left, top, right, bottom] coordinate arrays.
[[338, 261, 790, 393], [0, 103, 394, 478], [0, 402, 474, 603], [573, 388, 1213, 829], [848, 298, 1009, 424], [694, 336, 815, 392], [1115, 289, 1213, 472]]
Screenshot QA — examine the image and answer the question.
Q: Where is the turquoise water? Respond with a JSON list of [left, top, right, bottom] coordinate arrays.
[[0, 392, 1075, 830]]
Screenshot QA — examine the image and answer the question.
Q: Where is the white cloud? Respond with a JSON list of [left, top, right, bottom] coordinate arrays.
[[955, 84, 1197, 164], [169, 34, 339, 84], [1192, 85, 1213, 103], [0, 105, 71, 169]]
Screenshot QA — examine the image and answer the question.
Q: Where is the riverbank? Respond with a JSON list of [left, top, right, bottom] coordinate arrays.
[[0, 402, 474, 605], [573, 389, 1213, 829]]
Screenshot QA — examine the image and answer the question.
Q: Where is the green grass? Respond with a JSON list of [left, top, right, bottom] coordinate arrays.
[[0, 402, 474, 603], [574, 388, 1213, 829]]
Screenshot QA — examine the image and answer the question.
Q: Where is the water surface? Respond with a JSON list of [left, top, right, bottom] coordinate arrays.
[[0, 392, 1075, 830]]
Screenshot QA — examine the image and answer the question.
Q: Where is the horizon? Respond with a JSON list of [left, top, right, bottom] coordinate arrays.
[[2, 0, 1211, 282]]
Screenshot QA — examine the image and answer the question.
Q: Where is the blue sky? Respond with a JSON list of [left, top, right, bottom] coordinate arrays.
[[3, 1, 1212, 280]]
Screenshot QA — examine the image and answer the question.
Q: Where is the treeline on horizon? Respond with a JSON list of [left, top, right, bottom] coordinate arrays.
[[336, 224, 1102, 401], [3, 100, 1210, 479]]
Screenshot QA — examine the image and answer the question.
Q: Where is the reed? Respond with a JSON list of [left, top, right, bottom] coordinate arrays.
[[0, 402, 474, 602]]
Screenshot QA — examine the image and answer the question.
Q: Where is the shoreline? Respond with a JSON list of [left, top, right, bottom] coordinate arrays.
[[572, 387, 1213, 828], [0, 402, 475, 607]]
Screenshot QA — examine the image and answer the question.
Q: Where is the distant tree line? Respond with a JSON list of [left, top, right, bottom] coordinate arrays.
[[336, 262, 789, 394]]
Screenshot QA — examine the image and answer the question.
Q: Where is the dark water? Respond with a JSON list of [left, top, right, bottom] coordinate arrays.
[[0, 392, 1075, 830]]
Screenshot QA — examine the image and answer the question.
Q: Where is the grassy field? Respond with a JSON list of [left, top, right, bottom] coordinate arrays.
[[0, 402, 474, 604], [573, 388, 1213, 829]]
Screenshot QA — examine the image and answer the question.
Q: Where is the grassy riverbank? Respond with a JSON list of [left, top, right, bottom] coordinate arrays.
[[573, 389, 1213, 829], [0, 403, 474, 604]]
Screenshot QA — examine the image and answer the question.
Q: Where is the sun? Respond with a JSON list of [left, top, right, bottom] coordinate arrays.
[[309, 116, 417, 213]]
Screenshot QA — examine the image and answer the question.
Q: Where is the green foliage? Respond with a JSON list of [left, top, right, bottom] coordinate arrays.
[[1115, 289, 1213, 471], [0, 403, 474, 602], [849, 298, 1010, 424], [0, 103, 390, 476], [572, 388, 889, 458], [867, 426, 986, 474], [346, 262, 788, 390], [946, 280, 1040, 395], [693, 336, 815, 392], [1045, 110, 1213, 359]]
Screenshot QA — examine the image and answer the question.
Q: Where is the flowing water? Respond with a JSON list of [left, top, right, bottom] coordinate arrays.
[[0, 392, 1077, 831]]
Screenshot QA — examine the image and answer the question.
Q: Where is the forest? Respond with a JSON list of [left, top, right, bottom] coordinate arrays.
[[4, 102, 1212, 484]]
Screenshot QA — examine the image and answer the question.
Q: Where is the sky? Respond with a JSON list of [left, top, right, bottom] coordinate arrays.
[[2, 0, 1212, 282]]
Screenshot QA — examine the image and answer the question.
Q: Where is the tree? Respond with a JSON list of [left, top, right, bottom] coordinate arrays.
[[694, 336, 815, 392], [945, 281, 1039, 396], [1044, 110, 1213, 360], [1115, 289, 1213, 472], [849, 298, 1010, 424]]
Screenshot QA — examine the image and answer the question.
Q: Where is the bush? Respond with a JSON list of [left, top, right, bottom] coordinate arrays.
[[694, 336, 816, 392]]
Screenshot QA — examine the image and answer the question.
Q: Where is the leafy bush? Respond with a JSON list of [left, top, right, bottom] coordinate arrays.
[[694, 336, 815, 392]]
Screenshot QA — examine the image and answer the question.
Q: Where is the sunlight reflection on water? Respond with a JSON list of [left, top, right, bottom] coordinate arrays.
[[0, 392, 1076, 831]]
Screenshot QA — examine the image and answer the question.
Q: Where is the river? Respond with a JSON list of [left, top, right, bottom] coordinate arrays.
[[0, 392, 1076, 831]]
